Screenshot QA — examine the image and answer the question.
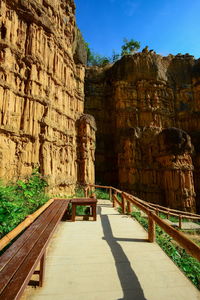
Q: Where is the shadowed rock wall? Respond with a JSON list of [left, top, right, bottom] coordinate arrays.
[[0, 0, 96, 194], [85, 52, 200, 212]]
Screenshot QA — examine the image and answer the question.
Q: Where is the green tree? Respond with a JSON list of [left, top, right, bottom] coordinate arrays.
[[84, 38, 141, 66], [86, 48, 110, 67], [111, 50, 121, 63], [121, 38, 140, 56], [89, 53, 110, 67]]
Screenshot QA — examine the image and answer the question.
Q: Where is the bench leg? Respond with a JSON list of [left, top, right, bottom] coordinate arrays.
[[71, 204, 76, 222], [39, 252, 46, 287], [92, 204, 97, 221]]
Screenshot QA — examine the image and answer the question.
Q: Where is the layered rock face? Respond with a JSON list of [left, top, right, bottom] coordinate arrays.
[[85, 52, 200, 212], [0, 0, 96, 194]]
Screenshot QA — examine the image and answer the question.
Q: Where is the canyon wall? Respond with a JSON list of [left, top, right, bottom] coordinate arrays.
[[0, 0, 96, 194], [85, 52, 200, 212]]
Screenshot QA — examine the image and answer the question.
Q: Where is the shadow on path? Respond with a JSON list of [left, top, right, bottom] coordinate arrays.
[[99, 206, 148, 300]]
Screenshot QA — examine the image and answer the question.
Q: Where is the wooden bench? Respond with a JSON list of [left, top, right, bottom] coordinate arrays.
[[71, 198, 97, 222], [0, 199, 69, 300]]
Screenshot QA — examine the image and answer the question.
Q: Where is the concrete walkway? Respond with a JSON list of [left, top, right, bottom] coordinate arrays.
[[23, 200, 200, 300]]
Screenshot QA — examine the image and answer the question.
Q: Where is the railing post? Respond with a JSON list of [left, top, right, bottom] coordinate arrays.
[[84, 186, 88, 197], [89, 185, 95, 197], [148, 211, 155, 243], [91, 192, 96, 199], [179, 215, 182, 229], [127, 200, 131, 214], [167, 211, 170, 219], [121, 193, 126, 214], [109, 188, 112, 201], [112, 191, 116, 207]]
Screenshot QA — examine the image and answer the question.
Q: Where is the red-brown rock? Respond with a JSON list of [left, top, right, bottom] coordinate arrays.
[[85, 52, 200, 212]]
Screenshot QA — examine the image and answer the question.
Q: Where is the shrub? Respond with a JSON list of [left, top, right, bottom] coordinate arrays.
[[94, 188, 110, 200], [0, 170, 49, 239]]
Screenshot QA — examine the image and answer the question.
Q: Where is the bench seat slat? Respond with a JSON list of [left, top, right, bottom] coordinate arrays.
[[0, 200, 59, 270], [0, 201, 68, 300], [0, 200, 69, 299], [0, 200, 65, 294]]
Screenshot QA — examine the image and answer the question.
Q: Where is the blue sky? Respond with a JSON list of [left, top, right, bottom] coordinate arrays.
[[75, 0, 200, 59]]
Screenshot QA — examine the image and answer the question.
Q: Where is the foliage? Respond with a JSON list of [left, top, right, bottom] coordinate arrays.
[[84, 42, 110, 67], [66, 202, 89, 217], [116, 193, 122, 202], [118, 207, 122, 214], [159, 212, 194, 223], [74, 185, 85, 198], [94, 188, 110, 200], [74, 186, 110, 200], [0, 170, 49, 239], [121, 38, 140, 56], [16, 169, 48, 206], [111, 50, 121, 63], [85, 37, 141, 66], [131, 211, 148, 230], [156, 228, 200, 288], [159, 212, 178, 223], [88, 52, 110, 67], [131, 209, 200, 289]]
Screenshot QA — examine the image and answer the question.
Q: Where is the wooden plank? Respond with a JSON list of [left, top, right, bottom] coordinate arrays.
[[121, 194, 125, 214], [0, 201, 68, 300], [113, 195, 122, 208], [127, 201, 131, 214], [126, 195, 149, 214], [179, 215, 182, 229], [71, 203, 76, 222], [71, 198, 97, 204], [151, 213, 200, 261], [124, 192, 200, 219], [148, 205, 200, 219], [92, 203, 97, 221], [148, 212, 155, 242], [39, 252, 46, 287], [109, 188, 112, 201], [147, 202, 200, 217], [0, 200, 58, 271], [91, 184, 200, 219], [0, 201, 67, 295], [0, 200, 63, 293]]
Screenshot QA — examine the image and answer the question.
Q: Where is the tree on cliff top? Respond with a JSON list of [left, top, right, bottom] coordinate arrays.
[[85, 37, 140, 66], [121, 38, 140, 56], [84, 42, 109, 66]]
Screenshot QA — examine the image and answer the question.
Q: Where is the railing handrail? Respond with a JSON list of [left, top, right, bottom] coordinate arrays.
[[87, 184, 200, 219], [86, 183, 200, 262]]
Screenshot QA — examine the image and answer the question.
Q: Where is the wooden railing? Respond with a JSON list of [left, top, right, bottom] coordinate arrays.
[[85, 185, 200, 224], [85, 184, 200, 262]]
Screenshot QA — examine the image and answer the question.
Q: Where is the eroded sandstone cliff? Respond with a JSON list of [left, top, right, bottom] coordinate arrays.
[[85, 52, 200, 212], [0, 0, 96, 194]]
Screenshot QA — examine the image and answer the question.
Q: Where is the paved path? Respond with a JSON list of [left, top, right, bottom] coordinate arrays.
[[23, 200, 200, 300]]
